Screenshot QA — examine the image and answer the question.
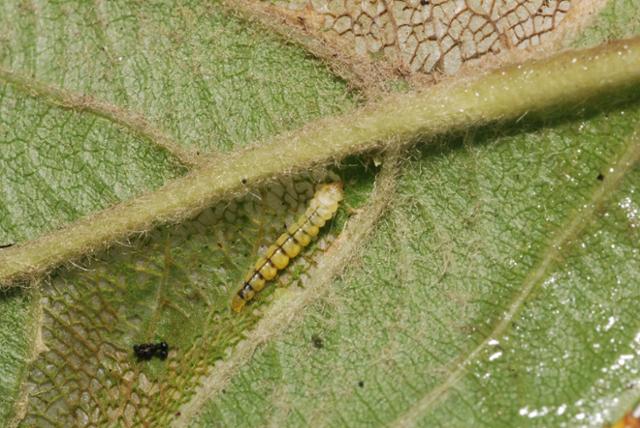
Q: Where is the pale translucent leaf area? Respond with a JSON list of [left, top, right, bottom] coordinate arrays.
[[192, 105, 640, 427], [20, 170, 373, 427], [278, 0, 572, 74], [0, 1, 354, 152]]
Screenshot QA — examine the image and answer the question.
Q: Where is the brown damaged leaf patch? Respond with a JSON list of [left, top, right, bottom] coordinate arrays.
[[273, 0, 572, 75]]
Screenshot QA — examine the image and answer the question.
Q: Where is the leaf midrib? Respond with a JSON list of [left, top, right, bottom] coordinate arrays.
[[2, 37, 639, 288]]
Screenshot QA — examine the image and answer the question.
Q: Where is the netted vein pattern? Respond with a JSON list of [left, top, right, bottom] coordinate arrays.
[[21, 175, 340, 427], [279, 0, 571, 74]]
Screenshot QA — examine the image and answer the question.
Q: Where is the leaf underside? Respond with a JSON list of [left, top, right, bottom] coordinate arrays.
[[193, 108, 640, 427], [1, 1, 640, 428]]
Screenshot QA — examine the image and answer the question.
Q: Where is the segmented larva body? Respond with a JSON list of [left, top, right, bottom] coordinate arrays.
[[231, 182, 344, 312]]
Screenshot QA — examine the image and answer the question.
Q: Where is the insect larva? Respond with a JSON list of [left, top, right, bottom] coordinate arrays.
[[231, 182, 344, 312]]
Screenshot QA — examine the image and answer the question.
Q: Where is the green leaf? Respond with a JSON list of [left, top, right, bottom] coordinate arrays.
[[192, 111, 640, 427], [0, 1, 351, 424], [1, 1, 640, 427]]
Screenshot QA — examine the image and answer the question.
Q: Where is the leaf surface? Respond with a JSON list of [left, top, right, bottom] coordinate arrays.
[[1, 1, 639, 428], [0, 1, 351, 424], [192, 108, 640, 427]]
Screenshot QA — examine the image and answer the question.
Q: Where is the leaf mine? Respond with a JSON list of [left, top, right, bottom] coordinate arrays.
[[273, 0, 575, 75], [19, 170, 370, 427]]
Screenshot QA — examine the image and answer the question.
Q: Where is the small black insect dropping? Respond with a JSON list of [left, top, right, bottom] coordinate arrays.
[[133, 341, 169, 361], [311, 334, 324, 349], [241, 178, 248, 185], [597, 173, 605, 181], [358, 380, 365, 388]]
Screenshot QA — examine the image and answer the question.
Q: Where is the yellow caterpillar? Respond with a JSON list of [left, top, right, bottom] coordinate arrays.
[[231, 182, 344, 312]]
